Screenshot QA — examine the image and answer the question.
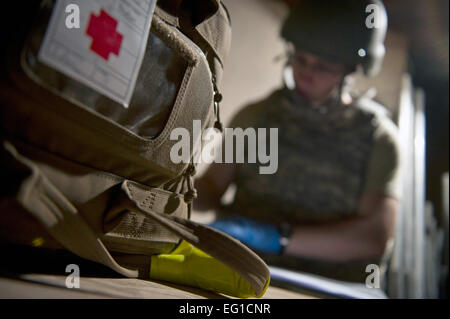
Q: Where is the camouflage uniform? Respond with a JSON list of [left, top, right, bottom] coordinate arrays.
[[225, 86, 401, 225]]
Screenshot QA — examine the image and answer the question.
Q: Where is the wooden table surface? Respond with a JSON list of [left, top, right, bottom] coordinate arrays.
[[0, 274, 314, 299]]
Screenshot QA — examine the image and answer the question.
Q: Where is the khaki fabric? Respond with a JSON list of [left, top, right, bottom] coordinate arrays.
[[0, 0, 270, 297], [0, 138, 270, 295]]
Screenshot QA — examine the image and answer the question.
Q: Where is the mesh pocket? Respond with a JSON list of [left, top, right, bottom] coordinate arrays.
[[22, 0, 187, 139]]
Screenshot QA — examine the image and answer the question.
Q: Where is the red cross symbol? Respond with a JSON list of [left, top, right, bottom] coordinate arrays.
[[86, 9, 123, 61]]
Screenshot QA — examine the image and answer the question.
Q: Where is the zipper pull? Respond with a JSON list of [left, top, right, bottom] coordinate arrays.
[[212, 78, 224, 132], [183, 164, 197, 204]]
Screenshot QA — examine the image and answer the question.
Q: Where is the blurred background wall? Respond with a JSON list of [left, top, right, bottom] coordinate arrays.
[[218, 0, 288, 127]]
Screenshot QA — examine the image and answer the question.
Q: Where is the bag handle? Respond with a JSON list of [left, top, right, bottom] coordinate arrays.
[[5, 141, 270, 297], [122, 181, 270, 296], [4, 141, 138, 278]]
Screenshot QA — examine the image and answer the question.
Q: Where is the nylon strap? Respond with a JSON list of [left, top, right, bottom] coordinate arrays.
[[5, 142, 270, 297], [123, 180, 271, 296]]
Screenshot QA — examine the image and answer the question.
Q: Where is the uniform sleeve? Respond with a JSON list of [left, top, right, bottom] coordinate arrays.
[[362, 116, 402, 199]]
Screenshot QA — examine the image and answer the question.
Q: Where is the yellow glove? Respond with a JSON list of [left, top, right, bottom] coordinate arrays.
[[149, 240, 269, 298]]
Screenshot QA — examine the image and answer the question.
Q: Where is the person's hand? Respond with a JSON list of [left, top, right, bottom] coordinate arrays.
[[209, 216, 282, 254]]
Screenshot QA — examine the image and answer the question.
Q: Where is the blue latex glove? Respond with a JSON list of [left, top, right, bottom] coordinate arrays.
[[209, 216, 282, 254]]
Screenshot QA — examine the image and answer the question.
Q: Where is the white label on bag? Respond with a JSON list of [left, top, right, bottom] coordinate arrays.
[[38, 0, 156, 108]]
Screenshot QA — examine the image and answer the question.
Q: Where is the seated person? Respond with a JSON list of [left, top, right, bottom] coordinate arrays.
[[195, 0, 401, 283]]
